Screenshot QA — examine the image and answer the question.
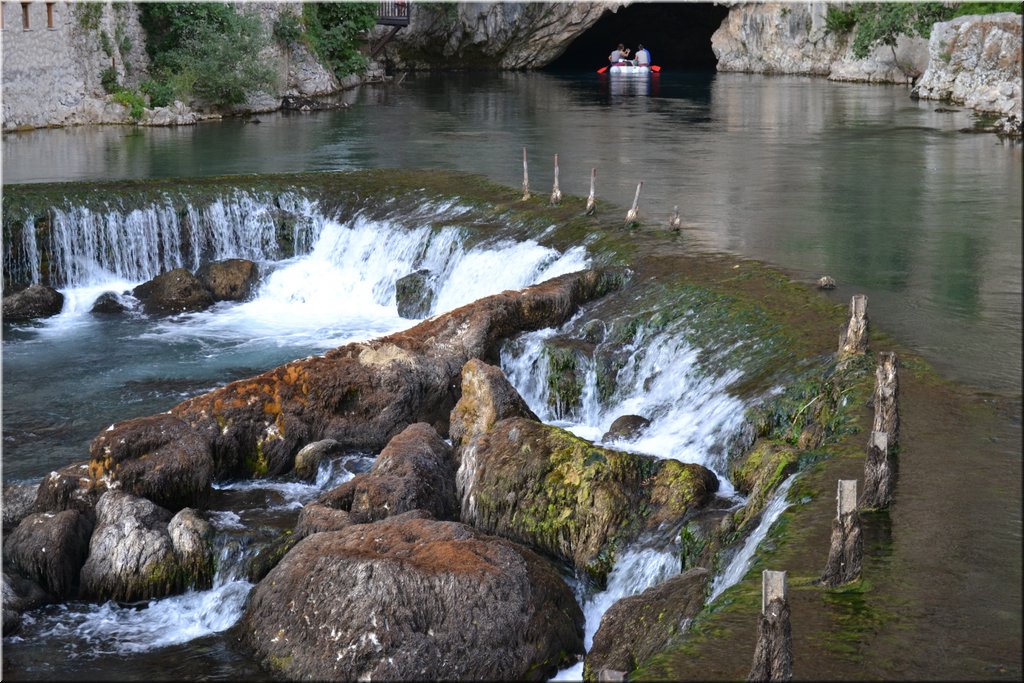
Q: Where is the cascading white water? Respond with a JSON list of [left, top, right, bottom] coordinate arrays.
[[708, 473, 797, 603]]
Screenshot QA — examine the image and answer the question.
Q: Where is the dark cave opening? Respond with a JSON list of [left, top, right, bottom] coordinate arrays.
[[545, 2, 730, 71]]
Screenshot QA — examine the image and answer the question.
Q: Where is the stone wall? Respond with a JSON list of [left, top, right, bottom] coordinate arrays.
[[913, 13, 1022, 131], [1, 1, 150, 129]]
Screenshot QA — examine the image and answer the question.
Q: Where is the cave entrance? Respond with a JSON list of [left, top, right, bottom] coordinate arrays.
[[545, 2, 729, 71]]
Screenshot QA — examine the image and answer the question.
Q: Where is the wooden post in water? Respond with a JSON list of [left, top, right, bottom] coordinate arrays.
[[597, 670, 626, 682], [624, 181, 643, 228], [521, 147, 530, 201], [669, 205, 681, 232], [820, 480, 863, 587], [748, 570, 792, 682], [550, 154, 562, 206], [838, 294, 868, 358], [860, 431, 895, 509], [871, 352, 900, 450], [586, 168, 597, 215]]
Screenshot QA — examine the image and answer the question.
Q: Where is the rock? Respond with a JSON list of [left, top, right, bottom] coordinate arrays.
[[292, 438, 346, 481], [584, 568, 710, 679], [319, 423, 458, 524], [88, 269, 622, 498], [89, 291, 132, 315], [281, 95, 338, 111], [2, 284, 64, 321], [601, 414, 652, 442], [2, 570, 51, 636], [457, 416, 718, 586], [2, 482, 39, 533], [239, 512, 584, 681], [79, 491, 213, 603], [372, 2, 611, 69], [816, 276, 836, 290], [914, 13, 1022, 128], [131, 268, 214, 315], [88, 414, 214, 512], [395, 268, 436, 319], [3, 509, 93, 598], [729, 439, 799, 531], [195, 258, 260, 302], [449, 358, 539, 448], [33, 460, 107, 521], [295, 502, 352, 538]]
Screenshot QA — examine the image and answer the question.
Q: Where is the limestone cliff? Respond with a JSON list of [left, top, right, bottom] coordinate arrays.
[[711, 2, 929, 85], [371, 1, 619, 70], [913, 13, 1022, 134]]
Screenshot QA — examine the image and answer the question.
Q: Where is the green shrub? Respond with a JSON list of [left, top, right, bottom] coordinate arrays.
[[139, 3, 277, 108], [76, 3, 103, 31], [99, 29, 114, 57], [824, 6, 858, 35], [100, 66, 119, 94], [950, 3, 1022, 17], [113, 89, 146, 120], [141, 79, 175, 108], [273, 12, 304, 45], [301, 2, 377, 79], [849, 3, 953, 59]]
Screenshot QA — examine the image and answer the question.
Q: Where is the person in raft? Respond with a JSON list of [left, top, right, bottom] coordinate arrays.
[[609, 43, 632, 65], [635, 43, 651, 67]]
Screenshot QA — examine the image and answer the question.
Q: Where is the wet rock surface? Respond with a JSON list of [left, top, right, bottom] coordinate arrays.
[[131, 268, 215, 315], [196, 258, 260, 302], [395, 268, 436, 319], [2, 284, 64, 321], [240, 511, 584, 681], [3, 509, 93, 599]]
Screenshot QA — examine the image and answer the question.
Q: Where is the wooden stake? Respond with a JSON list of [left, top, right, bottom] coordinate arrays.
[[749, 570, 792, 681], [550, 154, 562, 206], [820, 480, 863, 587], [871, 352, 900, 450], [669, 205, 681, 232], [585, 168, 596, 215], [625, 181, 643, 228], [860, 430, 896, 510], [521, 147, 530, 201], [838, 294, 868, 358]]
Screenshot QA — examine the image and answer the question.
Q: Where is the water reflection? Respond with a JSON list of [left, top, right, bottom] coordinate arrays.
[[3, 71, 1020, 394]]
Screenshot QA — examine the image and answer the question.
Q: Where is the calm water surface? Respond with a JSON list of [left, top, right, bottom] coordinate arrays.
[[4, 71, 1021, 397]]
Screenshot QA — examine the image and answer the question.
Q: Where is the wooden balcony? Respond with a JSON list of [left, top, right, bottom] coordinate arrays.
[[378, 1, 410, 27]]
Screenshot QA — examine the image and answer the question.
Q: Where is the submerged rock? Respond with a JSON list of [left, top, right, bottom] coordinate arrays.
[[90, 291, 134, 315], [584, 568, 710, 680], [2, 284, 64, 321], [3, 509, 93, 598], [291, 438, 345, 481], [2, 570, 51, 636], [240, 512, 584, 680], [79, 491, 213, 603], [601, 414, 652, 442], [196, 258, 260, 302], [131, 268, 214, 315], [394, 268, 436, 319], [88, 269, 624, 507], [318, 422, 458, 524]]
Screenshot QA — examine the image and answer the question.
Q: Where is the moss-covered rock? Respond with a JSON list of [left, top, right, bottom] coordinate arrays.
[[460, 417, 718, 587]]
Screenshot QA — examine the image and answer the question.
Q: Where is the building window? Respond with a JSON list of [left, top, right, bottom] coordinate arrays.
[[22, 2, 30, 30], [46, 2, 54, 29]]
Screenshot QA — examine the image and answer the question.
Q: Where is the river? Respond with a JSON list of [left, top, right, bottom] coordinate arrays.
[[5, 70, 1021, 398], [2, 69, 1021, 679]]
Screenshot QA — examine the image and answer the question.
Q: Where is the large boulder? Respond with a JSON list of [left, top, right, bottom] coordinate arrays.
[[729, 439, 799, 531], [3, 509, 93, 598], [89, 291, 133, 316], [601, 414, 652, 442], [584, 568, 711, 680], [88, 269, 624, 505], [450, 358, 539, 447], [79, 491, 213, 603], [196, 258, 260, 302], [131, 268, 214, 315], [395, 268, 436, 319], [295, 502, 352, 538], [318, 422, 458, 524], [2, 284, 64, 321], [239, 512, 584, 681], [458, 416, 718, 586], [88, 414, 214, 512]]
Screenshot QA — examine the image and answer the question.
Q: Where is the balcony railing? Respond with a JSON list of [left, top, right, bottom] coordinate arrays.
[[378, 1, 410, 27]]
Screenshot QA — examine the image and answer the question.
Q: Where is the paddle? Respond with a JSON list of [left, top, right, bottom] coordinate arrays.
[[597, 65, 609, 74], [651, 65, 662, 72]]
